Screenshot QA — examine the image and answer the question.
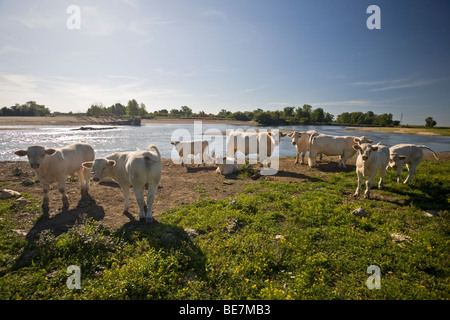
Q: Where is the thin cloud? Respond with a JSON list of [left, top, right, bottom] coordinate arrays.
[[352, 76, 445, 92], [199, 9, 228, 20]]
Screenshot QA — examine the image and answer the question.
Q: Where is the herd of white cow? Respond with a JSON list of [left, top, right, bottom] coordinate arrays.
[[13, 128, 439, 223]]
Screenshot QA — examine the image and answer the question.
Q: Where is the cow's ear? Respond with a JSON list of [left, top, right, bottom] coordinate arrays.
[[287, 132, 293, 137], [82, 161, 93, 169], [367, 139, 374, 143], [352, 144, 361, 150], [45, 148, 57, 156], [354, 138, 361, 143], [107, 160, 116, 167], [399, 155, 407, 160], [14, 150, 28, 157], [371, 146, 379, 151], [280, 131, 287, 137], [170, 141, 175, 145]]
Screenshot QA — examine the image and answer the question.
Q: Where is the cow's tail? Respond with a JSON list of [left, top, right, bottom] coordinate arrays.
[[144, 144, 161, 162], [418, 145, 439, 160], [309, 132, 318, 146]]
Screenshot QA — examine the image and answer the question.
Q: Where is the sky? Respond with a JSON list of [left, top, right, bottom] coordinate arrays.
[[0, 0, 449, 126]]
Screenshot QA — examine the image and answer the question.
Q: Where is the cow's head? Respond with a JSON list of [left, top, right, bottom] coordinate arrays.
[[170, 141, 183, 156], [388, 153, 407, 169], [82, 158, 116, 182], [14, 145, 57, 169], [287, 131, 301, 145], [354, 136, 373, 145], [352, 143, 379, 161]]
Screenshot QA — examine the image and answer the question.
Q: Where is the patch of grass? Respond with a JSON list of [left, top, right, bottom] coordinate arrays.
[[0, 160, 448, 299]]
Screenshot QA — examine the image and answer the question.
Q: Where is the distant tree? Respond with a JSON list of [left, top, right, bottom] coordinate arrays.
[[180, 106, 192, 117], [217, 109, 231, 118], [232, 111, 250, 121], [138, 103, 148, 117], [311, 107, 325, 123], [109, 103, 126, 116], [0, 101, 50, 116], [86, 104, 106, 117], [425, 116, 437, 128], [324, 112, 334, 123], [126, 99, 139, 117]]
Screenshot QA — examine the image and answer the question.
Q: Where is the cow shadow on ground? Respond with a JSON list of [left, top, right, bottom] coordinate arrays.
[[311, 161, 356, 173], [116, 219, 208, 283], [6, 194, 105, 273], [274, 169, 324, 182], [382, 179, 449, 212], [25, 193, 105, 241], [185, 165, 217, 173]]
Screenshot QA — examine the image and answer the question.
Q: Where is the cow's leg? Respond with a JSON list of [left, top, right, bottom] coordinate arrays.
[[146, 184, 158, 223], [308, 151, 317, 167], [57, 178, 69, 208], [77, 168, 89, 194], [354, 171, 363, 197], [378, 166, 387, 190], [120, 183, 131, 213], [364, 173, 377, 199], [42, 182, 50, 208], [395, 167, 402, 184], [132, 185, 146, 221], [404, 162, 418, 184], [295, 150, 300, 164]]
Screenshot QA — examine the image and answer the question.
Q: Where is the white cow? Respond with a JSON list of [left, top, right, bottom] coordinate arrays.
[[287, 129, 321, 164], [352, 142, 389, 198], [226, 130, 286, 167], [215, 156, 239, 175], [171, 140, 210, 166], [83, 145, 162, 222], [388, 144, 439, 184], [308, 134, 358, 168], [14, 143, 95, 208]]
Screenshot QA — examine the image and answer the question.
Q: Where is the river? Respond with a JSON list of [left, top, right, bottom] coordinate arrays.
[[1, 123, 449, 161]]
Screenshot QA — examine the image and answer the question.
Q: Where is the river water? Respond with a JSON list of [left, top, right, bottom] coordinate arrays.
[[1, 123, 449, 161]]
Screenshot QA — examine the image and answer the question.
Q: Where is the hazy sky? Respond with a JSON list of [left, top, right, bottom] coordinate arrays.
[[1, 0, 449, 125]]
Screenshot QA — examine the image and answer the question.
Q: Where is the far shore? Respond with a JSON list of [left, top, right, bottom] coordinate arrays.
[[1, 116, 449, 136], [0, 116, 256, 128], [345, 126, 450, 137]]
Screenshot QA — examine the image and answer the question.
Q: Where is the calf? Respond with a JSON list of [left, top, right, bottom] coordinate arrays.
[[215, 156, 239, 175], [352, 142, 389, 198], [287, 129, 321, 164], [308, 134, 358, 168], [388, 144, 439, 184], [171, 140, 210, 166], [83, 145, 162, 222], [14, 143, 95, 208]]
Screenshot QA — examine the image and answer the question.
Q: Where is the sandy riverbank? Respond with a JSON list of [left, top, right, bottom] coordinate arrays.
[[345, 126, 450, 136], [0, 116, 256, 128]]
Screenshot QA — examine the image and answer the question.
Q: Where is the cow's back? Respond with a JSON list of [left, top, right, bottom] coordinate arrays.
[[389, 144, 423, 162], [127, 149, 162, 185], [61, 143, 95, 175], [311, 134, 355, 154]]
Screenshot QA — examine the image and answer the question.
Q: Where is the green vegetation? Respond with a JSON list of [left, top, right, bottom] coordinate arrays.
[[0, 160, 448, 300], [0, 101, 51, 117], [3, 100, 448, 130]]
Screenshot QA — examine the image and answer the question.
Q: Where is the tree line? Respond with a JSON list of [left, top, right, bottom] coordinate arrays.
[[1, 100, 438, 127], [0, 101, 51, 117]]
